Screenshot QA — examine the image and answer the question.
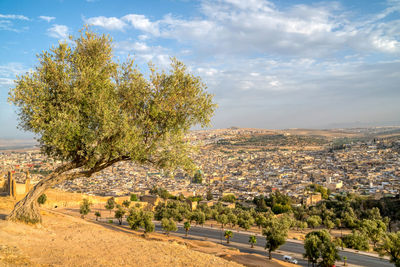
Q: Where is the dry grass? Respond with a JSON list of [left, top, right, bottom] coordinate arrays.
[[0, 196, 297, 267]]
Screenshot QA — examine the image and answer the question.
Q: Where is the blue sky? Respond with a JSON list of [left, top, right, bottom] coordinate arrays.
[[1, 0, 400, 139]]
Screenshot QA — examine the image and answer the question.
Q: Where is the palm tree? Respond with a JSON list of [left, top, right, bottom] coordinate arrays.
[[184, 221, 191, 237], [249, 235, 257, 248], [224, 230, 233, 244]]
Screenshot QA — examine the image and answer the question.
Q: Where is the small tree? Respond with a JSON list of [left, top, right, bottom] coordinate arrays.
[[142, 211, 155, 235], [360, 219, 386, 248], [122, 200, 131, 209], [161, 218, 177, 236], [127, 209, 154, 235], [307, 215, 322, 229], [206, 189, 213, 201], [263, 218, 289, 260], [95, 211, 101, 221], [130, 194, 138, 202], [105, 197, 115, 214], [114, 206, 126, 225], [343, 256, 347, 266], [216, 214, 228, 229], [228, 213, 238, 228], [221, 194, 236, 203], [224, 230, 233, 244], [304, 230, 340, 267], [194, 211, 206, 226], [342, 230, 369, 251], [249, 235, 257, 248], [79, 199, 92, 219], [377, 232, 400, 267], [37, 194, 47, 207], [184, 221, 191, 236], [324, 218, 335, 232]]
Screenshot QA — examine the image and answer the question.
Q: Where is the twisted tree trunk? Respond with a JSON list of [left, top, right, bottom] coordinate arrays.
[[7, 162, 79, 224], [7, 156, 131, 224]]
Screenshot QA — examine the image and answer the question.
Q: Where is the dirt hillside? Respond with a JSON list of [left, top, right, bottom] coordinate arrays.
[[0, 197, 296, 267]]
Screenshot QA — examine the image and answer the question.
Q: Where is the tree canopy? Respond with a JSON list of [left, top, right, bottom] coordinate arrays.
[[7, 28, 216, 223]]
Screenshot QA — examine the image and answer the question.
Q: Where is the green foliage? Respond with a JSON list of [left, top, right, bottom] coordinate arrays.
[[192, 170, 203, 184], [79, 199, 92, 218], [228, 213, 238, 227], [37, 194, 47, 206], [249, 235, 257, 248], [308, 184, 331, 199], [184, 221, 191, 236], [304, 230, 340, 267], [130, 194, 138, 202], [221, 194, 236, 203], [161, 218, 177, 235], [192, 211, 206, 226], [263, 217, 289, 259], [187, 196, 203, 202], [254, 192, 292, 214], [105, 197, 115, 213], [114, 206, 126, 225], [122, 200, 131, 208], [359, 219, 386, 248], [154, 200, 190, 222], [127, 209, 154, 233], [224, 230, 233, 244], [324, 218, 335, 231], [378, 232, 400, 267], [206, 189, 213, 201], [150, 187, 173, 200], [342, 230, 370, 251], [216, 214, 228, 228], [94, 211, 101, 221], [9, 27, 216, 185], [307, 215, 322, 229]]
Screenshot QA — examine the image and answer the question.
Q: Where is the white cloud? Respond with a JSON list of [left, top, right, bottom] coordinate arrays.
[[122, 14, 159, 35], [47, 24, 69, 39], [39, 16, 55, 23], [84, 14, 160, 35], [0, 14, 29, 20], [115, 41, 150, 52], [85, 16, 126, 31], [0, 63, 27, 86]]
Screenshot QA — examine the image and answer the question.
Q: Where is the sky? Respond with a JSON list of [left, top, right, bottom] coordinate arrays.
[[0, 0, 400, 139]]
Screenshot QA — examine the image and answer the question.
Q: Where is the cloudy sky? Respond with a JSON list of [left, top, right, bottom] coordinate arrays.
[[1, 0, 399, 139]]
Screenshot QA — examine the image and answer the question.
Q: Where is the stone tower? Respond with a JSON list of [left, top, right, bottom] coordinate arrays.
[[25, 171, 31, 193], [7, 171, 16, 199]]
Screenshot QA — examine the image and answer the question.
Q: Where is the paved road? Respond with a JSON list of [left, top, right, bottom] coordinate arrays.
[[153, 223, 393, 267]]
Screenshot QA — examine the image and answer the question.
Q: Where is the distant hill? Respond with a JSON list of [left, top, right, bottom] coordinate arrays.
[[0, 139, 37, 151]]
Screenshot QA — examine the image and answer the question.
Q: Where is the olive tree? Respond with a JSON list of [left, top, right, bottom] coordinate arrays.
[[304, 230, 340, 267], [79, 198, 92, 219], [161, 218, 177, 236], [377, 232, 400, 267], [7, 28, 216, 224], [184, 221, 191, 236], [263, 218, 289, 260]]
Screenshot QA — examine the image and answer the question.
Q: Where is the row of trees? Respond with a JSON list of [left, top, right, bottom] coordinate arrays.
[[76, 196, 400, 267]]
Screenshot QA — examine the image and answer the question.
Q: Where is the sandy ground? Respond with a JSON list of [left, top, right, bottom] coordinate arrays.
[[0, 197, 296, 267]]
